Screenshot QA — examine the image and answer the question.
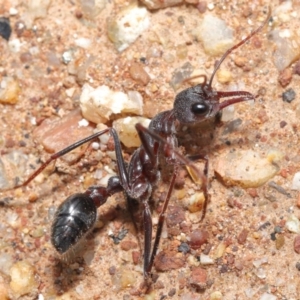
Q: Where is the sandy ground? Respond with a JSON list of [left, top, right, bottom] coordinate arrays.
[[1, 0, 300, 299]]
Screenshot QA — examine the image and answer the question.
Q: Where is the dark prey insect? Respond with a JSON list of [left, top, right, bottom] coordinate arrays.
[[12, 12, 269, 279]]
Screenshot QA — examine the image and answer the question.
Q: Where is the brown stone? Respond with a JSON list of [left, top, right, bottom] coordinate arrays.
[[294, 235, 300, 254], [132, 251, 141, 265], [129, 62, 150, 86], [189, 229, 209, 249], [278, 68, 293, 87], [120, 240, 138, 251], [33, 109, 94, 163], [166, 205, 185, 227], [237, 229, 249, 244], [189, 267, 207, 289], [154, 250, 185, 272]]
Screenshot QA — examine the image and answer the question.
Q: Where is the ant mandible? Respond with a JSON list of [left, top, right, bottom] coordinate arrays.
[[12, 11, 270, 279]]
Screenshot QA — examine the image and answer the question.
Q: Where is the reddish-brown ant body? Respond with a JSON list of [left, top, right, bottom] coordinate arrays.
[[11, 12, 270, 279]]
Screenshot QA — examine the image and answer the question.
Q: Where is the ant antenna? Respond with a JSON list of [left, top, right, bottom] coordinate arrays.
[[208, 9, 271, 88]]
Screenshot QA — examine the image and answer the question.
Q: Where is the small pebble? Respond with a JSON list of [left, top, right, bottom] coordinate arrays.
[[221, 105, 235, 122], [237, 229, 249, 244], [20, 52, 33, 63], [286, 215, 300, 233], [215, 150, 280, 188], [216, 69, 232, 84], [113, 117, 150, 148], [75, 37, 91, 49], [189, 229, 209, 250], [33, 109, 94, 162], [0, 77, 21, 104], [185, 192, 205, 213], [10, 261, 38, 296], [210, 291, 222, 300], [296, 194, 300, 208], [132, 251, 140, 265], [176, 43, 188, 59], [192, 14, 233, 56], [139, 0, 183, 9], [83, 250, 95, 266], [253, 257, 268, 268], [234, 56, 247, 67], [256, 267, 266, 279], [278, 68, 293, 87], [154, 251, 185, 272], [80, 84, 143, 124], [260, 292, 277, 300], [248, 188, 258, 198], [189, 267, 207, 289], [129, 62, 150, 85], [199, 254, 214, 265], [62, 50, 73, 64], [111, 268, 136, 291], [0, 17, 12, 41], [107, 5, 149, 52], [282, 88, 296, 103], [268, 181, 291, 197], [270, 29, 300, 71], [197, 1, 207, 13], [168, 288, 176, 297], [274, 226, 282, 234], [178, 242, 190, 254], [296, 262, 300, 271], [0, 276, 10, 300], [279, 120, 287, 128], [120, 240, 137, 251], [292, 172, 300, 190], [294, 235, 300, 254], [294, 61, 300, 75], [213, 242, 226, 259], [166, 205, 186, 227], [275, 234, 285, 250]]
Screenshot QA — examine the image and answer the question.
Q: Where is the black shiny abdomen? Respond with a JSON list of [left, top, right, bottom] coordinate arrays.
[[51, 193, 97, 254]]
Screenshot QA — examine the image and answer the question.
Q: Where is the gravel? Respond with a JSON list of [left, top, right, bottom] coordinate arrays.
[[0, 1, 300, 299]]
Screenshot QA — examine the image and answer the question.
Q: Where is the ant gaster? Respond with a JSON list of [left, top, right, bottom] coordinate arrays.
[[14, 12, 270, 278]]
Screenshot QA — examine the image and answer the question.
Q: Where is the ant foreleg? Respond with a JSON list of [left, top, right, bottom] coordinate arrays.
[[135, 124, 206, 186]]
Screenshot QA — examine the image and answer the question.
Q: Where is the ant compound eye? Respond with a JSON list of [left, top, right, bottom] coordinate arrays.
[[191, 102, 209, 115]]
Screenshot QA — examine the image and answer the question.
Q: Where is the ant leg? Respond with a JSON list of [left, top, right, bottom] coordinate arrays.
[[135, 124, 208, 276], [124, 194, 141, 249], [14, 128, 131, 191], [14, 129, 111, 188], [146, 169, 177, 276], [142, 199, 153, 278]]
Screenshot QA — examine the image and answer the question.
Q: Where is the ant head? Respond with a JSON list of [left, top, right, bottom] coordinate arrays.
[[173, 83, 220, 125], [173, 9, 270, 125]]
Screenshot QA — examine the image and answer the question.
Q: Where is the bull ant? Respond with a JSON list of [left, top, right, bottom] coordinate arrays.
[[12, 11, 270, 279]]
